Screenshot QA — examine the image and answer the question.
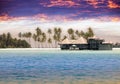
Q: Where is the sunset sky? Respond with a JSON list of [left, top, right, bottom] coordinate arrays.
[[0, 0, 120, 43]]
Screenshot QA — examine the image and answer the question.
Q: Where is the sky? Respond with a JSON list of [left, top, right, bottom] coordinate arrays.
[[0, 0, 120, 43]]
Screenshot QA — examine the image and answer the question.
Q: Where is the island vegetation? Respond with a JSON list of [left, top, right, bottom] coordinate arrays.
[[0, 33, 31, 48], [0, 27, 94, 48], [18, 27, 94, 48]]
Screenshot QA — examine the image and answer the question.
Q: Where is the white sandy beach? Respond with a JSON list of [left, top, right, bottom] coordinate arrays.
[[0, 48, 61, 51]]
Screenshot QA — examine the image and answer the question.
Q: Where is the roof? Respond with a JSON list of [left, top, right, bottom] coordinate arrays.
[[103, 41, 113, 44], [59, 37, 87, 44], [88, 36, 104, 41], [59, 38, 71, 44], [88, 36, 98, 39]]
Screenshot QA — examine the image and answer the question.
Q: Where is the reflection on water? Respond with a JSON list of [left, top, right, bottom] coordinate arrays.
[[0, 49, 120, 84]]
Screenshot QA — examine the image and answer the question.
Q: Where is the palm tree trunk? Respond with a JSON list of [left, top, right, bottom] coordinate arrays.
[[35, 41, 36, 48]]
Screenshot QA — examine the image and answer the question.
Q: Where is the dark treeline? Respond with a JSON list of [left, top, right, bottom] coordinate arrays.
[[19, 27, 94, 48], [0, 33, 31, 48]]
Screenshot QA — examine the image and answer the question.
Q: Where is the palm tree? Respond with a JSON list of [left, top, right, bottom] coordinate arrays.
[[62, 35, 67, 41], [41, 32, 46, 48], [53, 27, 62, 48], [6, 32, 12, 46], [36, 27, 42, 36], [18, 32, 22, 39], [37, 37, 40, 48], [33, 34, 37, 48], [80, 30, 85, 37], [47, 28, 52, 48], [75, 30, 80, 38], [84, 32, 89, 40], [53, 34, 57, 48], [57, 28, 62, 41], [48, 28, 52, 38], [36, 27, 42, 48], [48, 38, 52, 48], [67, 28, 74, 39], [71, 34, 76, 40], [2, 33, 7, 47], [28, 32, 32, 44], [22, 33, 27, 40], [88, 27, 94, 37], [53, 28, 58, 48], [84, 28, 94, 40]]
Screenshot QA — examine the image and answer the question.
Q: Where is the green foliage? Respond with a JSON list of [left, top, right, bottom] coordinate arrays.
[[16, 27, 95, 48], [36, 27, 42, 36], [68, 28, 74, 35], [84, 27, 94, 39], [48, 29, 52, 34], [48, 38, 52, 43], [0, 33, 31, 48], [33, 34, 37, 41], [62, 35, 67, 41], [67, 28, 76, 40], [53, 27, 62, 42], [18, 32, 22, 38]]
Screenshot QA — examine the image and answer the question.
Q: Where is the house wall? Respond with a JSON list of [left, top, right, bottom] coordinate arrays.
[[60, 44, 70, 50], [98, 44, 112, 50], [77, 44, 88, 50]]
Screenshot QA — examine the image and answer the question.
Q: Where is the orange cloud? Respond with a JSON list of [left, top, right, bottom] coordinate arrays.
[[40, 0, 80, 8], [33, 14, 49, 22], [108, 0, 120, 8], [111, 17, 120, 22], [1, 13, 119, 23], [0, 14, 27, 22], [86, 0, 104, 8], [0, 14, 50, 22], [0, 14, 10, 21], [0, 13, 74, 22], [33, 13, 73, 22], [96, 16, 120, 22]]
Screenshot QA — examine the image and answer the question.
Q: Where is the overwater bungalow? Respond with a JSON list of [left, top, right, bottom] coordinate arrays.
[[59, 37, 113, 50]]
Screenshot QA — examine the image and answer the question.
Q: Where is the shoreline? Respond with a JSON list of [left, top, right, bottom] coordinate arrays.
[[0, 48, 61, 51], [0, 48, 119, 51]]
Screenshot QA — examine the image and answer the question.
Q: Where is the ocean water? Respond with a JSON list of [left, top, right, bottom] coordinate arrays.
[[0, 49, 120, 84]]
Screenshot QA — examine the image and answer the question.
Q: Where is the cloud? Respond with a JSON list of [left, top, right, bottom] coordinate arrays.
[[86, 0, 105, 8], [40, 0, 80, 8], [94, 16, 120, 22], [0, 14, 28, 22], [111, 17, 120, 22], [32, 14, 49, 22], [33, 13, 75, 22], [0, 12, 120, 23], [108, 0, 120, 8]]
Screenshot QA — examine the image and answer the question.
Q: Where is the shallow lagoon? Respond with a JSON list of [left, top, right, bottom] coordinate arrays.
[[0, 48, 120, 84]]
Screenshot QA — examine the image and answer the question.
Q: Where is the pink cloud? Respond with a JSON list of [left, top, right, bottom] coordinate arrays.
[[32, 14, 49, 22], [95, 16, 120, 22], [111, 17, 120, 22], [0, 14, 28, 22], [108, 0, 120, 8], [86, 0, 104, 8], [0, 13, 120, 23], [40, 0, 80, 8], [33, 13, 74, 22], [0, 13, 73, 22]]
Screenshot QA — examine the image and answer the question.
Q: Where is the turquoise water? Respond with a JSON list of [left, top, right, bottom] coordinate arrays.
[[0, 49, 120, 84]]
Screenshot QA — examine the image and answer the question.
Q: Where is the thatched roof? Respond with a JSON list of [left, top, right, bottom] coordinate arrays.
[[59, 37, 87, 44], [88, 36, 103, 40], [59, 38, 71, 44]]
